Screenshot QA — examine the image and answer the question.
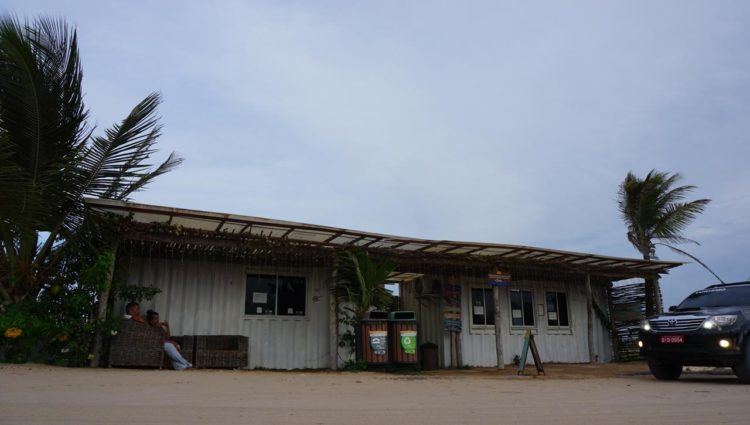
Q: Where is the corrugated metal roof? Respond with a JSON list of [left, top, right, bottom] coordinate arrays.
[[85, 198, 682, 276]]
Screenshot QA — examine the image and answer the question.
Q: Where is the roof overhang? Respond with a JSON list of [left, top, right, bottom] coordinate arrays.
[[85, 198, 682, 278]]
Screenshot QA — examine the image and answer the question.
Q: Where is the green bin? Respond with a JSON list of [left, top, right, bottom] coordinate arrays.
[[388, 311, 418, 364]]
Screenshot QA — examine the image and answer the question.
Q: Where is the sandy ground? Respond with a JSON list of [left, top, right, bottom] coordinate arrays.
[[1, 363, 748, 425]]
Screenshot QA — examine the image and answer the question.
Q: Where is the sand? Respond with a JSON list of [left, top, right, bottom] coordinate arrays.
[[1, 363, 748, 425]]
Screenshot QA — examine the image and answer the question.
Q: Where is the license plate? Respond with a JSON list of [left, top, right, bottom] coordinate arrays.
[[660, 335, 684, 344]]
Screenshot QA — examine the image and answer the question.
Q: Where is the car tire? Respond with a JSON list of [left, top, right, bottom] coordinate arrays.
[[648, 359, 682, 380], [733, 339, 750, 384]]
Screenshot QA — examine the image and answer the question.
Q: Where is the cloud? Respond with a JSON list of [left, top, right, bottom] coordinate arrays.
[[5, 0, 750, 306]]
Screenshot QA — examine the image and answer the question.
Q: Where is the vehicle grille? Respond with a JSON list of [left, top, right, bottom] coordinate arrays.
[[649, 318, 705, 332]]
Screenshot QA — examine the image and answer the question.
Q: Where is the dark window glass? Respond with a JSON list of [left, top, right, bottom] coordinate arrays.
[[677, 286, 750, 310], [546, 292, 569, 327], [245, 274, 277, 315], [511, 290, 534, 326], [546, 292, 558, 326], [277, 276, 306, 316], [471, 288, 495, 325], [558, 293, 569, 326], [471, 288, 485, 325], [522, 291, 535, 326], [511, 290, 523, 326], [245, 274, 306, 316], [484, 289, 495, 326]]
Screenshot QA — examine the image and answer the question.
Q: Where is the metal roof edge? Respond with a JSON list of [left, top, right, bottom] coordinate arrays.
[[84, 197, 683, 271]]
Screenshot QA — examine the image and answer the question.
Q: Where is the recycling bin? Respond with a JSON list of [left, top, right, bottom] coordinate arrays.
[[389, 311, 418, 364], [357, 311, 389, 366]]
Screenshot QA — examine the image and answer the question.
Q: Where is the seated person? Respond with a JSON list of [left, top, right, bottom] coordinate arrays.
[[124, 302, 145, 323], [146, 309, 192, 371]]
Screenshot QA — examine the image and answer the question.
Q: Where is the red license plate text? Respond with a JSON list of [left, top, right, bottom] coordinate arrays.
[[660, 335, 684, 344]]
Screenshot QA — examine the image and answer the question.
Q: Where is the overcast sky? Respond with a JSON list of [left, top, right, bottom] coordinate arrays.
[[5, 1, 750, 307]]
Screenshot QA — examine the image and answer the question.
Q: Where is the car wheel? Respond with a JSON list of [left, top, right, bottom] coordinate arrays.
[[648, 359, 682, 380], [733, 339, 750, 384]]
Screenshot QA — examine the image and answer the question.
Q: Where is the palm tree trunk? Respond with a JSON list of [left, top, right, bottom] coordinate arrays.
[[641, 252, 660, 317]]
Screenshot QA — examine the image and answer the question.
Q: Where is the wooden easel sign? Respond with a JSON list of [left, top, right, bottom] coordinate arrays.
[[517, 329, 545, 376]]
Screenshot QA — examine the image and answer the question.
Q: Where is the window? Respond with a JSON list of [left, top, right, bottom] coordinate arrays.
[[510, 290, 535, 327], [471, 288, 495, 326], [546, 291, 569, 327], [245, 274, 306, 316]]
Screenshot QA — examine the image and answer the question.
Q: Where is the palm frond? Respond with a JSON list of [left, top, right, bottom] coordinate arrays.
[[60, 92, 183, 233], [0, 16, 88, 231], [333, 249, 395, 320]]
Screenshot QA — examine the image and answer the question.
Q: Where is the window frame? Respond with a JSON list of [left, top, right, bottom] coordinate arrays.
[[509, 289, 536, 328], [545, 291, 571, 329], [470, 287, 496, 327], [244, 273, 308, 319]]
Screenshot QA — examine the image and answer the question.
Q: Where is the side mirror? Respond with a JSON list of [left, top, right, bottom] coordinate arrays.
[[668, 305, 677, 312]]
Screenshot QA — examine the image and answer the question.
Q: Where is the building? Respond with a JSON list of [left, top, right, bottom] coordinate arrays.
[[88, 198, 680, 369]]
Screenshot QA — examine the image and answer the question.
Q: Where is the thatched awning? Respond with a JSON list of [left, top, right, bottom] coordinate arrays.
[[85, 198, 681, 280]]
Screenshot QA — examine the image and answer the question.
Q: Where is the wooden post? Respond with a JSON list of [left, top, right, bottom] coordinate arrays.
[[449, 331, 457, 368], [455, 331, 463, 367], [90, 245, 118, 367], [329, 267, 339, 370], [586, 274, 595, 363], [606, 282, 619, 359], [492, 285, 504, 369]]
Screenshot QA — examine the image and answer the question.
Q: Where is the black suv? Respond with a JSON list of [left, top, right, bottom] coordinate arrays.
[[639, 281, 750, 383]]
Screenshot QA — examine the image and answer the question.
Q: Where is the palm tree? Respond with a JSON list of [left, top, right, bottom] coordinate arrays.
[[333, 249, 395, 322], [617, 169, 710, 315], [0, 16, 182, 306]]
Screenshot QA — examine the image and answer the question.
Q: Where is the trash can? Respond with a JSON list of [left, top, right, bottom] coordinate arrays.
[[420, 342, 439, 371], [389, 311, 418, 364], [358, 311, 389, 366]]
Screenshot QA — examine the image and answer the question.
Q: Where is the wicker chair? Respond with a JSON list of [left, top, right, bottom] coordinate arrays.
[[109, 320, 165, 368], [194, 335, 248, 369]]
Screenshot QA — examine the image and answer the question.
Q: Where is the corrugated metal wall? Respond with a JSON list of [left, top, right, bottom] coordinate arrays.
[[401, 274, 614, 367], [401, 279, 446, 367], [125, 257, 332, 370]]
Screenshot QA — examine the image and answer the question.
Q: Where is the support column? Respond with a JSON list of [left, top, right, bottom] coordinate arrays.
[[492, 285, 504, 369], [329, 267, 339, 370], [90, 245, 118, 367], [586, 273, 595, 363], [606, 282, 619, 359]]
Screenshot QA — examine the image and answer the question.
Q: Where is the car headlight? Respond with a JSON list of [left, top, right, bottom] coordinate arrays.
[[641, 320, 651, 331], [702, 315, 737, 330]]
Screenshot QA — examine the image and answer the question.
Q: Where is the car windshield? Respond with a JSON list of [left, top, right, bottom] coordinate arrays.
[[676, 285, 750, 309]]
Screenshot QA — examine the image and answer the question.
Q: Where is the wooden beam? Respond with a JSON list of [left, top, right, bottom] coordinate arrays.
[[360, 237, 384, 248], [238, 223, 252, 234], [280, 227, 296, 239], [497, 249, 526, 258], [493, 285, 504, 369], [321, 231, 345, 244], [586, 274, 595, 363], [329, 267, 339, 370]]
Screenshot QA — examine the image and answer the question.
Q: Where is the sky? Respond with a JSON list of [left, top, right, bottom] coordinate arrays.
[[4, 1, 750, 307]]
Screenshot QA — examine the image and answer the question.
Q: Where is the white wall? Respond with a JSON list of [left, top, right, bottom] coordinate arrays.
[[402, 274, 614, 367], [125, 256, 332, 369]]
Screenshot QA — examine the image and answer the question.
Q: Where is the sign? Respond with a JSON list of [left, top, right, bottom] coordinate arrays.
[[443, 280, 462, 332], [369, 330, 387, 356], [517, 329, 545, 376], [252, 292, 268, 304], [400, 330, 417, 354], [487, 270, 512, 287], [443, 319, 462, 332]]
